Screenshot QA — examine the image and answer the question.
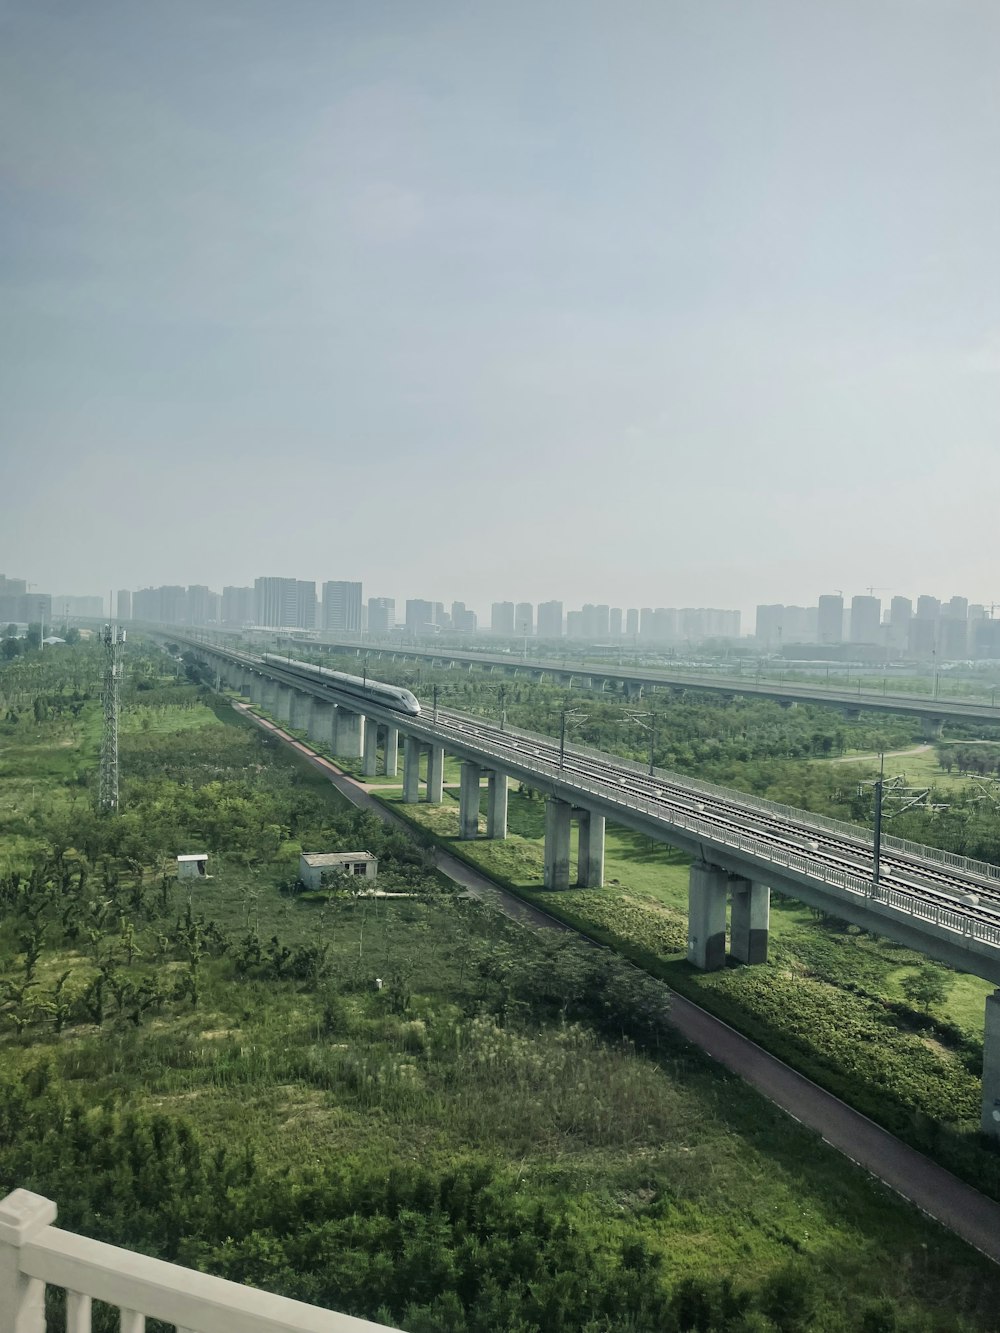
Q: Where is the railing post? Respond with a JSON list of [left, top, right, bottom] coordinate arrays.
[[0, 1190, 58, 1333]]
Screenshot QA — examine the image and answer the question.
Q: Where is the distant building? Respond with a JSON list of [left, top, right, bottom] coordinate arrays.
[[116, 589, 132, 621], [888, 596, 911, 649], [405, 599, 437, 635], [322, 581, 363, 635], [653, 608, 678, 641], [368, 598, 396, 634], [451, 601, 477, 633], [491, 602, 515, 635], [52, 595, 105, 619], [221, 586, 254, 626], [187, 586, 220, 626], [817, 595, 843, 645], [514, 602, 533, 636], [625, 608, 639, 637], [536, 600, 563, 638], [609, 607, 622, 638], [254, 577, 315, 630], [849, 595, 881, 644], [755, 604, 784, 649], [0, 575, 27, 597], [565, 610, 584, 637]]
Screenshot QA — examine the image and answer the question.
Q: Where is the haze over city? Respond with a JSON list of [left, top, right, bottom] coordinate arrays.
[[3, 1, 999, 613]]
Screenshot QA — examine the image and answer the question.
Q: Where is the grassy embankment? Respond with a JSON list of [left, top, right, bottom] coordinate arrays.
[[377, 778, 1000, 1199]]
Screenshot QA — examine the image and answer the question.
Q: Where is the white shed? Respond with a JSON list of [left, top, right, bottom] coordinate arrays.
[[299, 852, 378, 890], [177, 854, 209, 881]]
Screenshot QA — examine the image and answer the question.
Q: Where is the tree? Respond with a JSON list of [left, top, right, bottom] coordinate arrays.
[[65, 627, 81, 644], [1, 637, 21, 660], [2, 623, 16, 638], [901, 966, 952, 1013], [26, 624, 42, 650]]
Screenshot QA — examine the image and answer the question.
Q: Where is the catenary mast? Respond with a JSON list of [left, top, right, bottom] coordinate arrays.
[[99, 623, 126, 812]]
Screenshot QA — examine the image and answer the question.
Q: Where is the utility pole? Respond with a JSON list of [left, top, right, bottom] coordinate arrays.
[[873, 752, 884, 887], [559, 707, 586, 770], [626, 709, 657, 775], [433, 684, 439, 724], [99, 623, 126, 813], [498, 683, 506, 732]]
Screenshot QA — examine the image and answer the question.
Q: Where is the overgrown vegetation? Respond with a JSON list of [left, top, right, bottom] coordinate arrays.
[[3, 639, 1000, 1331]]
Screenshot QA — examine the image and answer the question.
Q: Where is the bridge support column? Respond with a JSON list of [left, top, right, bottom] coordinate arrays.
[[336, 710, 364, 759], [246, 674, 262, 705], [427, 745, 445, 803], [459, 762, 482, 839], [308, 700, 335, 747], [487, 771, 508, 839], [687, 861, 728, 971], [261, 678, 279, 714], [362, 718, 379, 776], [921, 716, 945, 741], [384, 725, 398, 777], [543, 798, 572, 889], [403, 736, 422, 803], [275, 685, 294, 725], [982, 990, 1000, 1138], [576, 810, 605, 888], [730, 880, 770, 965], [290, 691, 311, 731]]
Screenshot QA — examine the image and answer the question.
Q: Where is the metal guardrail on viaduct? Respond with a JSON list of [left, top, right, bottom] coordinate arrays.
[[303, 635, 1000, 729], [163, 634, 1000, 1138]]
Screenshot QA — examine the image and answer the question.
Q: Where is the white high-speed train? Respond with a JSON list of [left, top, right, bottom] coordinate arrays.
[[261, 654, 421, 717]]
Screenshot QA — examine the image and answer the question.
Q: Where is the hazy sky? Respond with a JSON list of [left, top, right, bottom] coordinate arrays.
[[2, 1, 998, 619]]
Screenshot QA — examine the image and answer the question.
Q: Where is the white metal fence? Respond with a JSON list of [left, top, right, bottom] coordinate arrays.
[[0, 1189, 400, 1333]]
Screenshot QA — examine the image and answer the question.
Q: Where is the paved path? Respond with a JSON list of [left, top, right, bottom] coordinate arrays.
[[233, 702, 1000, 1265]]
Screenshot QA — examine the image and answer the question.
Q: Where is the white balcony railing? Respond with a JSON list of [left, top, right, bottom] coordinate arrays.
[[0, 1189, 401, 1333]]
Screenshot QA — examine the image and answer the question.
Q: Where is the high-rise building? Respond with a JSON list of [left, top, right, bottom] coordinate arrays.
[[916, 595, 941, 621], [254, 577, 315, 629], [116, 590, 132, 621], [368, 598, 395, 634], [221, 586, 254, 626], [940, 597, 970, 659], [888, 596, 912, 649], [322, 581, 363, 635], [405, 599, 437, 635], [566, 610, 584, 637], [609, 607, 622, 638], [536, 600, 563, 638], [491, 602, 515, 634], [53, 595, 105, 619], [451, 602, 477, 633], [187, 586, 219, 626], [817, 594, 843, 645], [0, 575, 27, 597], [625, 608, 639, 637], [849, 595, 881, 644], [653, 608, 678, 641], [514, 602, 533, 636], [638, 608, 654, 640]]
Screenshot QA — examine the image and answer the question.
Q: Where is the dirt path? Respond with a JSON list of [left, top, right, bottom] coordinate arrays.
[[232, 702, 1000, 1266], [831, 743, 934, 764]]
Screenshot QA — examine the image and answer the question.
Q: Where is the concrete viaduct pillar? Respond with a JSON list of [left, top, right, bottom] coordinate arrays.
[[261, 677, 280, 714], [403, 736, 422, 804], [687, 861, 729, 971], [335, 709, 364, 759], [731, 880, 770, 965], [544, 798, 573, 888], [459, 762, 482, 839], [982, 990, 1000, 1139], [308, 699, 335, 747], [290, 691, 311, 731], [487, 771, 508, 839], [385, 726, 399, 777], [687, 863, 771, 970], [575, 809, 605, 888], [275, 685, 294, 725], [362, 718, 379, 777], [427, 745, 445, 804]]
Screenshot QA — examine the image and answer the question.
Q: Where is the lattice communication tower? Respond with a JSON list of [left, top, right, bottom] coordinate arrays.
[[99, 624, 126, 812]]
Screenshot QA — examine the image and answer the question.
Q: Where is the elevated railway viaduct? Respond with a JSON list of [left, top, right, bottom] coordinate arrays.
[[172, 636, 1000, 1138]]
